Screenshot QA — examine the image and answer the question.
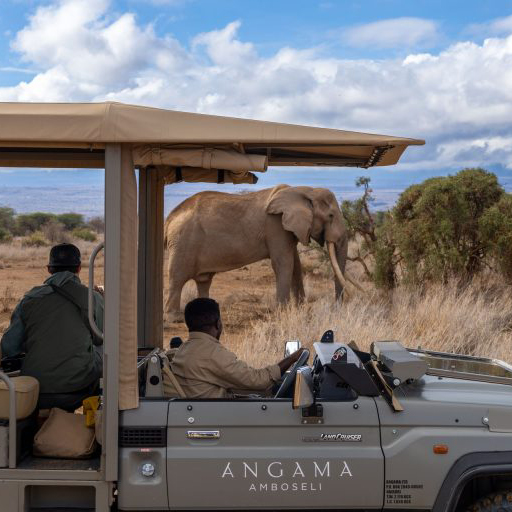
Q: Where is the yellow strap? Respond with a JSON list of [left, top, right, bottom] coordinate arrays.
[[161, 361, 187, 399]]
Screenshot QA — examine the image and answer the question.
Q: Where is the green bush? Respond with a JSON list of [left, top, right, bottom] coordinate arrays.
[[72, 227, 97, 242], [16, 212, 56, 235], [22, 231, 48, 247], [57, 213, 84, 231], [88, 216, 104, 234], [0, 207, 15, 233], [392, 168, 503, 283], [480, 194, 512, 282], [42, 220, 71, 243], [341, 170, 509, 289], [0, 227, 13, 243]]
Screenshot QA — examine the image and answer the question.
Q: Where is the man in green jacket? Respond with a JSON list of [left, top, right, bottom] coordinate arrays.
[[1, 243, 104, 411]]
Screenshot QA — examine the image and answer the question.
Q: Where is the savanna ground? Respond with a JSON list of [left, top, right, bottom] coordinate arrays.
[[1, 237, 511, 367]]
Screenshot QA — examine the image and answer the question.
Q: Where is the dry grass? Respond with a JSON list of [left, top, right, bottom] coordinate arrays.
[[162, 242, 512, 367], [1, 237, 511, 370], [225, 276, 512, 367], [0, 286, 15, 314], [0, 239, 104, 332], [0, 239, 103, 269]]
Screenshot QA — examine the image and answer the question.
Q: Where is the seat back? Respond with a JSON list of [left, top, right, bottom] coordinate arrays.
[[0, 376, 39, 420]]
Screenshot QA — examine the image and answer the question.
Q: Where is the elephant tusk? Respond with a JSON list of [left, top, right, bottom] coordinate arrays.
[[345, 273, 366, 293], [327, 242, 366, 294], [327, 242, 349, 296]]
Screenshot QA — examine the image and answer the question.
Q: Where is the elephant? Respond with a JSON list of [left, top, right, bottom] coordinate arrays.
[[163, 184, 362, 322]]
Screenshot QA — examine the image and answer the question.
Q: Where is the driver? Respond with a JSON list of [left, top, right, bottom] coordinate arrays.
[[171, 298, 305, 398]]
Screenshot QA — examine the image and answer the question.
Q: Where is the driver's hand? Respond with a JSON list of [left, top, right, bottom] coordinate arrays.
[[290, 348, 307, 363], [278, 348, 307, 375]]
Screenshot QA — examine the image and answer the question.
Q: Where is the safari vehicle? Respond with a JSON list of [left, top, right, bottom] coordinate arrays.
[[2, 102, 511, 512]]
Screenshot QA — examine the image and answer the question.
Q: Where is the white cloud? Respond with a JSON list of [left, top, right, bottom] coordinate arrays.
[[437, 136, 512, 169], [0, 66, 35, 74], [1, 1, 512, 170], [343, 17, 440, 49], [468, 14, 512, 37], [7, 0, 189, 99], [192, 21, 256, 66]]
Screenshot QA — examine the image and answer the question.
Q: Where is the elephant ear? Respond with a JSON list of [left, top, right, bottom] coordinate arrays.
[[265, 186, 314, 245]]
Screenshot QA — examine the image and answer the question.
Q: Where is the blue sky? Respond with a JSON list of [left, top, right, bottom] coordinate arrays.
[[1, 0, 512, 189], [1, 1, 509, 73]]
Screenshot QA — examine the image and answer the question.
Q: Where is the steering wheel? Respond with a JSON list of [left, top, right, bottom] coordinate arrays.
[[274, 349, 310, 398]]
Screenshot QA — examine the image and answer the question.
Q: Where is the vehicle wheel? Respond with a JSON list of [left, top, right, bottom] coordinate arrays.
[[467, 491, 512, 511]]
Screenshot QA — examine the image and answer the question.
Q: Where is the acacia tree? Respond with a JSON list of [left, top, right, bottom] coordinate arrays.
[[15, 212, 56, 235], [341, 177, 399, 289], [340, 177, 375, 279]]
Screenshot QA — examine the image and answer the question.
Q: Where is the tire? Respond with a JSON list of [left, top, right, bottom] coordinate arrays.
[[467, 491, 512, 511]]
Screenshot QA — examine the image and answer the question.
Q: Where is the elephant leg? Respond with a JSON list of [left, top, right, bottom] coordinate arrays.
[[164, 272, 188, 324], [270, 250, 295, 304], [292, 248, 305, 303], [195, 273, 214, 298], [266, 219, 296, 305]]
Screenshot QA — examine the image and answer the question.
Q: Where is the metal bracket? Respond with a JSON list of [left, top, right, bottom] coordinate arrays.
[[369, 360, 404, 412], [145, 354, 164, 398], [301, 404, 324, 424], [88, 241, 105, 340]]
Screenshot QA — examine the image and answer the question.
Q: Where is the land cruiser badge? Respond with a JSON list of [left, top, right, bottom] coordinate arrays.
[[303, 433, 362, 442]]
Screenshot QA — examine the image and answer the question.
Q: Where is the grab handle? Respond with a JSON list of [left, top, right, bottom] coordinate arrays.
[[88, 242, 105, 340], [0, 371, 17, 468], [187, 431, 220, 440]]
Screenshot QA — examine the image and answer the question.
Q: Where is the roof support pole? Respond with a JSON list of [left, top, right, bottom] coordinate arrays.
[[137, 166, 164, 349], [103, 144, 138, 481]]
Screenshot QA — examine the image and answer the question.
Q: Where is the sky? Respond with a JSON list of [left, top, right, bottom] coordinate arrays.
[[0, 0, 512, 186]]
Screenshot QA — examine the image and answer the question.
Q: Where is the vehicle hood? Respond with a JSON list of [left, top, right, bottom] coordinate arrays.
[[376, 374, 512, 429], [399, 374, 512, 408]]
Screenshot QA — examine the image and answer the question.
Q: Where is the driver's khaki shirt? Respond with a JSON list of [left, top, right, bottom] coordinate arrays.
[[170, 331, 281, 399]]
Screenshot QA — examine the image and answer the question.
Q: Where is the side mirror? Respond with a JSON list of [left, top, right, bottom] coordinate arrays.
[[284, 340, 301, 357], [292, 366, 314, 409]]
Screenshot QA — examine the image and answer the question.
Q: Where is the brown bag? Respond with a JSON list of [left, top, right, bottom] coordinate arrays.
[[33, 408, 96, 459]]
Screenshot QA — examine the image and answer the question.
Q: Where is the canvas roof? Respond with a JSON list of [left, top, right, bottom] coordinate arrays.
[[0, 102, 424, 168]]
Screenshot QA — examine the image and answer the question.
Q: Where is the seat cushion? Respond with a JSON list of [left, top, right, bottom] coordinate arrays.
[[0, 376, 39, 420]]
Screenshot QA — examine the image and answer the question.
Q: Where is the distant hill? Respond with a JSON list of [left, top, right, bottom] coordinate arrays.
[[0, 167, 510, 217]]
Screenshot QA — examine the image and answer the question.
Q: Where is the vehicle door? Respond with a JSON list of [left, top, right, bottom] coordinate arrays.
[[166, 397, 383, 509]]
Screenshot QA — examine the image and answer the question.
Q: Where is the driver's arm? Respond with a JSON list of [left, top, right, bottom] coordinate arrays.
[[277, 348, 307, 375], [209, 345, 281, 391], [0, 302, 26, 359]]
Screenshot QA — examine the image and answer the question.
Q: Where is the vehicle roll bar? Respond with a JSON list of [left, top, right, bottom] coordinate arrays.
[[88, 242, 105, 341], [0, 371, 17, 468]]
